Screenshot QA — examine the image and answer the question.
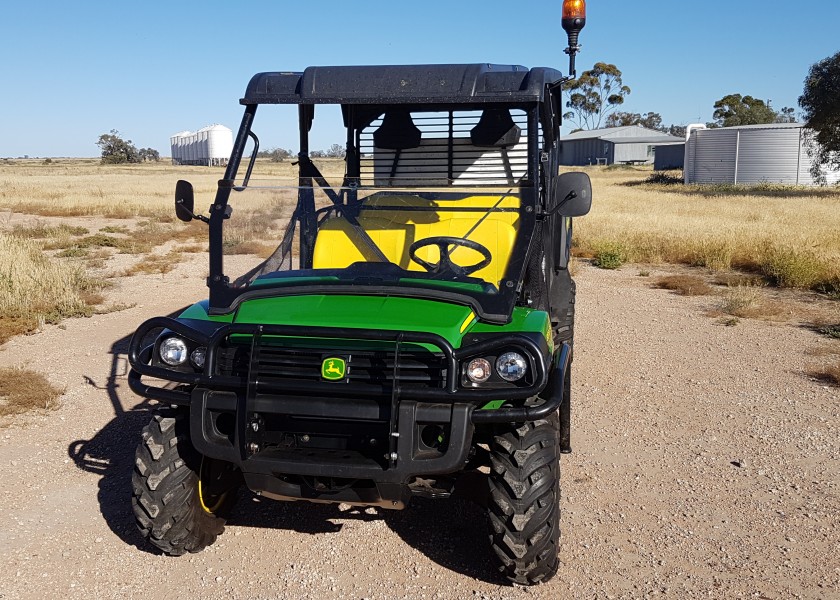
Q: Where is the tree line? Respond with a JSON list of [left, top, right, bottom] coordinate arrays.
[[96, 130, 159, 164], [563, 62, 796, 136], [563, 54, 840, 180], [257, 143, 346, 162], [96, 132, 345, 165]]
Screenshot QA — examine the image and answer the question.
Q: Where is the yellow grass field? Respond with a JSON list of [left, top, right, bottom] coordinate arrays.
[[0, 158, 333, 219], [1, 158, 838, 384], [1, 158, 839, 344], [569, 166, 840, 291]]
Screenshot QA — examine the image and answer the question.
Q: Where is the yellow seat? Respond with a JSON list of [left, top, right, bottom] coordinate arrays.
[[312, 194, 520, 286]]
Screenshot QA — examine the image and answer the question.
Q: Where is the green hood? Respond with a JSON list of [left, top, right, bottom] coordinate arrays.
[[233, 294, 476, 348], [178, 294, 551, 348]]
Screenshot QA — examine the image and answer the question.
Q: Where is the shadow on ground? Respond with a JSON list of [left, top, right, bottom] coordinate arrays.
[[224, 491, 495, 582], [65, 308, 498, 581], [67, 309, 185, 554]]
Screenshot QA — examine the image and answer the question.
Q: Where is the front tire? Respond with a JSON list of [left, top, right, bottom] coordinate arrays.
[[488, 413, 561, 585], [132, 409, 239, 555], [550, 268, 576, 351]]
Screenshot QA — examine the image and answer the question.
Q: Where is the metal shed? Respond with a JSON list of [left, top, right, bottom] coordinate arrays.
[[653, 142, 686, 170], [684, 123, 840, 185], [560, 125, 682, 166]]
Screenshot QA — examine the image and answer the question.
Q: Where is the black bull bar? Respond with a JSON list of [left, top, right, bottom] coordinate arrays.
[[127, 317, 571, 426]]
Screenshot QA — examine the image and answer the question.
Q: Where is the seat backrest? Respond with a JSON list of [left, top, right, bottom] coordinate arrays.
[[312, 195, 520, 287], [373, 111, 422, 150], [470, 108, 522, 148]]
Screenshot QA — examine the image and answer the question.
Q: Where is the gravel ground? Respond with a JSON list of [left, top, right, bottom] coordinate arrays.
[[0, 260, 838, 599]]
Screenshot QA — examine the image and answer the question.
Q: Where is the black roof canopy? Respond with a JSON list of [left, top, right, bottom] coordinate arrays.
[[241, 64, 563, 106]]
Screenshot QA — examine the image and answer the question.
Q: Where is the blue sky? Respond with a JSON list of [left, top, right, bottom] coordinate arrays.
[[1, 0, 837, 157]]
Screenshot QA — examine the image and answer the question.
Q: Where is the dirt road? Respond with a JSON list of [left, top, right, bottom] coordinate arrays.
[[1, 259, 838, 599]]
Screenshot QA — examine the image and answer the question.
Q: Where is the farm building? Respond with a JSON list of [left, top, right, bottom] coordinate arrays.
[[653, 142, 686, 170], [560, 125, 683, 166], [170, 124, 233, 166], [684, 123, 840, 185]]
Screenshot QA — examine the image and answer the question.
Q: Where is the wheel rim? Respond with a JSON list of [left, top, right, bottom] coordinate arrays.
[[198, 456, 236, 514]]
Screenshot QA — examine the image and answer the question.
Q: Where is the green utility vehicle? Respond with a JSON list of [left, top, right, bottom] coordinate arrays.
[[128, 5, 590, 584]]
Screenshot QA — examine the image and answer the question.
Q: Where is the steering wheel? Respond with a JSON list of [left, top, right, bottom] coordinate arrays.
[[408, 236, 492, 277]]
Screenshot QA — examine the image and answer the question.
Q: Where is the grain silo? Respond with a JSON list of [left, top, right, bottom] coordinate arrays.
[[205, 125, 234, 167], [684, 123, 840, 185], [170, 125, 233, 166], [170, 131, 192, 165]]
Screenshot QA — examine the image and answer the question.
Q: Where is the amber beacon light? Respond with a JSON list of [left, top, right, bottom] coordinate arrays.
[[562, 0, 587, 77]]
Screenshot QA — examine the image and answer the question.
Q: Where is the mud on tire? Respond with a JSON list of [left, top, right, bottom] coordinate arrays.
[[488, 413, 561, 585], [132, 409, 237, 555]]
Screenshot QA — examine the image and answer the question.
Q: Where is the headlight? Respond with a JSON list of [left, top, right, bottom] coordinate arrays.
[[466, 358, 492, 383], [496, 352, 527, 382], [159, 337, 188, 366], [190, 346, 207, 369]]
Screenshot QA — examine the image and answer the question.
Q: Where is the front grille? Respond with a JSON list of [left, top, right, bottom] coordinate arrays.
[[215, 341, 447, 390]]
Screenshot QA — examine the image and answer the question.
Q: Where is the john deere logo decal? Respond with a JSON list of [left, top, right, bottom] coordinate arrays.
[[321, 357, 346, 381]]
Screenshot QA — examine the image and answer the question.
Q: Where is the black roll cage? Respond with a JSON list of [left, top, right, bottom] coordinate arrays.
[[204, 65, 565, 325]]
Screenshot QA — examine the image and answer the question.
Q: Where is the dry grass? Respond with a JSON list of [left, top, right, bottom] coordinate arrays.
[[0, 367, 64, 417], [0, 159, 317, 346], [99, 225, 130, 234], [809, 362, 840, 386], [655, 275, 713, 296], [39, 221, 206, 256], [2, 159, 838, 341], [224, 240, 277, 257], [712, 272, 765, 287], [0, 318, 40, 346], [572, 166, 840, 292], [807, 344, 840, 357], [45, 233, 146, 254], [11, 223, 88, 238], [0, 232, 104, 344], [0, 158, 338, 219], [124, 251, 184, 276], [567, 256, 581, 277], [0, 160, 215, 219], [95, 302, 137, 315], [177, 243, 206, 253], [717, 285, 783, 319]]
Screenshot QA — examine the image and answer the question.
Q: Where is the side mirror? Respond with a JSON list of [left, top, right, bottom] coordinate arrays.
[[175, 180, 195, 222], [551, 172, 592, 217]]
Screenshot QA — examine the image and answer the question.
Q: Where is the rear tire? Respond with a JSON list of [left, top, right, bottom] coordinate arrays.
[[488, 413, 561, 585], [132, 409, 239, 555]]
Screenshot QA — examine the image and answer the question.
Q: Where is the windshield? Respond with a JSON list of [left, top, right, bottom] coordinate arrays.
[[223, 180, 521, 293], [205, 105, 540, 321]]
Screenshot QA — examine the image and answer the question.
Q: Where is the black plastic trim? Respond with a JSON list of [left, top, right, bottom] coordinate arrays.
[[471, 342, 570, 423], [240, 65, 563, 106], [127, 316, 551, 404]]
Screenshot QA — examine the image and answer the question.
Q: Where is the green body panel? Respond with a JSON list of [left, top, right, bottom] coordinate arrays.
[[467, 306, 552, 344], [178, 300, 233, 323], [234, 295, 474, 348], [177, 295, 551, 349]]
